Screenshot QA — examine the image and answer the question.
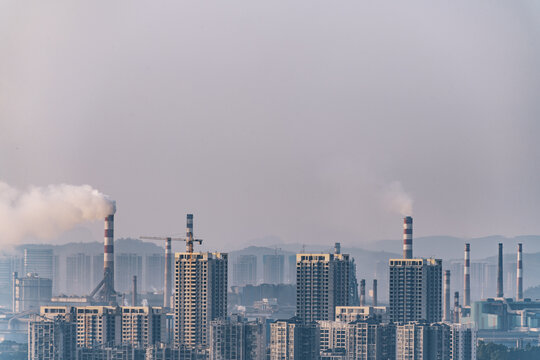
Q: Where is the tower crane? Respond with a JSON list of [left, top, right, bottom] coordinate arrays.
[[139, 214, 203, 308]]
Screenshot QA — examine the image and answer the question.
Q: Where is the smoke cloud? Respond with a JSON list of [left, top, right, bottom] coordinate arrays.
[[0, 182, 115, 244], [383, 181, 413, 216]]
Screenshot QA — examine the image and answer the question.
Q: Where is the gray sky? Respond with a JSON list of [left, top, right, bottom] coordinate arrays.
[[1, 1, 540, 248]]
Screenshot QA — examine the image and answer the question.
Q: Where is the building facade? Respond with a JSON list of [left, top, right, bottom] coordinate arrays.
[[296, 247, 356, 323], [388, 258, 442, 324], [270, 318, 320, 360], [174, 251, 228, 347]]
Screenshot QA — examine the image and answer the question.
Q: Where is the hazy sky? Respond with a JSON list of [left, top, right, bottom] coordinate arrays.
[[1, 1, 540, 248]]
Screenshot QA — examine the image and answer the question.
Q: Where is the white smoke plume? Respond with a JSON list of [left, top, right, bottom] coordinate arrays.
[[0, 182, 115, 244], [383, 181, 413, 216]]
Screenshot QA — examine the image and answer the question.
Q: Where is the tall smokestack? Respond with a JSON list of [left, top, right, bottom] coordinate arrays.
[[464, 244, 470, 307], [403, 216, 413, 259], [164, 237, 172, 308], [497, 243, 503, 298], [517, 243, 523, 301], [132, 276, 137, 306], [453, 291, 460, 323], [372, 279, 378, 306], [187, 214, 193, 238], [444, 270, 451, 322], [103, 211, 116, 302], [12, 272, 17, 312], [334, 242, 341, 254], [360, 279, 366, 306]]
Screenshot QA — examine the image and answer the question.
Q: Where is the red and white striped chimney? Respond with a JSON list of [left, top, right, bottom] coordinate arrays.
[[403, 216, 413, 259], [104, 211, 115, 293], [517, 243, 523, 301], [464, 243, 470, 307]]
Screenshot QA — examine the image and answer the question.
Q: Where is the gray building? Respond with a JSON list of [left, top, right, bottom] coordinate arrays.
[[396, 322, 475, 360], [263, 254, 284, 284], [209, 315, 265, 360], [233, 255, 257, 286], [270, 318, 320, 360], [389, 258, 442, 324], [144, 253, 165, 292], [24, 246, 53, 280], [66, 253, 92, 296], [115, 253, 143, 293], [174, 251, 228, 348], [13, 272, 52, 312], [28, 314, 77, 360], [296, 246, 357, 322]]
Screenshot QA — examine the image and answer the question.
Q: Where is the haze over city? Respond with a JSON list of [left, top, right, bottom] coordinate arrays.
[[2, 0, 540, 248]]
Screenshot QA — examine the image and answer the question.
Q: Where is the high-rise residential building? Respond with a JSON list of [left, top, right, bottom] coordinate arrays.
[[0, 256, 13, 307], [144, 253, 165, 293], [73, 306, 121, 348], [346, 319, 396, 360], [115, 253, 143, 293], [296, 245, 357, 323], [37, 305, 167, 352], [318, 320, 348, 353], [92, 254, 104, 289], [288, 255, 297, 284], [120, 306, 166, 347], [209, 315, 266, 360], [263, 254, 284, 284], [396, 322, 455, 360], [233, 255, 257, 286], [24, 246, 53, 279], [450, 324, 476, 360], [270, 318, 320, 360], [174, 251, 228, 348], [389, 217, 442, 324], [13, 273, 52, 312], [28, 313, 77, 360], [66, 253, 92, 296], [389, 258, 442, 324]]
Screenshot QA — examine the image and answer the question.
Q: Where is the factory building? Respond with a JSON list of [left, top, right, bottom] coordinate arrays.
[[13, 272, 52, 312]]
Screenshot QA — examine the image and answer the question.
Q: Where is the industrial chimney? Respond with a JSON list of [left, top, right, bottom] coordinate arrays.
[[444, 270, 451, 322], [464, 244, 470, 307], [164, 237, 172, 308], [360, 279, 366, 306], [90, 202, 117, 304], [372, 279, 378, 306], [403, 216, 413, 259], [132, 276, 138, 306], [104, 213, 115, 295], [497, 243, 503, 298], [453, 291, 460, 323], [517, 243, 523, 301]]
